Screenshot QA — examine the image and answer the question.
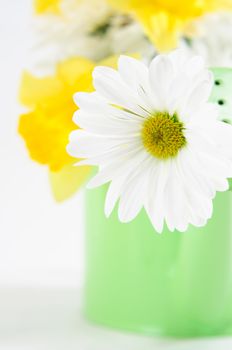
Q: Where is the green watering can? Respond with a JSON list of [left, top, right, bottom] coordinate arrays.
[[84, 68, 232, 338]]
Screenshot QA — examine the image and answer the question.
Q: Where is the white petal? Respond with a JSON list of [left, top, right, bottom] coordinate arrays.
[[185, 102, 219, 126], [187, 131, 232, 178], [207, 121, 232, 159], [93, 66, 149, 116], [181, 79, 213, 119], [177, 147, 229, 226], [177, 156, 214, 225], [118, 158, 153, 222], [149, 54, 174, 110], [104, 158, 153, 219], [186, 189, 213, 227], [77, 140, 143, 166], [74, 92, 146, 122], [74, 109, 141, 136], [177, 147, 215, 198], [87, 149, 149, 188], [67, 130, 131, 159], [104, 176, 127, 217], [167, 74, 189, 115], [168, 49, 190, 73], [145, 161, 170, 233], [164, 160, 189, 232], [118, 55, 149, 90], [183, 55, 205, 78], [73, 91, 106, 110], [118, 55, 156, 111]]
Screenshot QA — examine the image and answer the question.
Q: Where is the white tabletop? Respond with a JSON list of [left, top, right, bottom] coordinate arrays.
[[0, 288, 231, 350]]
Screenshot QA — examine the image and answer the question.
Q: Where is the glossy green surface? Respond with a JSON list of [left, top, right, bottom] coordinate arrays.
[[210, 68, 232, 124], [84, 68, 232, 337]]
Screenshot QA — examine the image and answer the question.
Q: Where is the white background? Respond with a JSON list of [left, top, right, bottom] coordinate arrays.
[[1, 1, 232, 349], [0, 0, 85, 288]]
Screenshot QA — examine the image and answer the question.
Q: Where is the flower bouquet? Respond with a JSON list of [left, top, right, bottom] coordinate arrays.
[[19, 0, 232, 338]]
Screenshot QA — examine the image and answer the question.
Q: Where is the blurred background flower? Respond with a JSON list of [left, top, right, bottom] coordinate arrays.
[[34, 0, 61, 13], [29, 0, 154, 74], [29, 0, 232, 75], [182, 12, 232, 66], [18, 57, 93, 201], [108, 0, 232, 52], [18, 55, 118, 201]]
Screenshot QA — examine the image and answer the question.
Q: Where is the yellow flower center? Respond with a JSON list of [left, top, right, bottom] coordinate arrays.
[[141, 112, 186, 159]]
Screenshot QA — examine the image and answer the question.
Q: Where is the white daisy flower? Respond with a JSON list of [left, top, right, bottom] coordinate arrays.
[[67, 50, 232, 233]]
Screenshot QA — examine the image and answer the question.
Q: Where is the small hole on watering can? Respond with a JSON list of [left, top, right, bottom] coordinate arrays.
[[218, 99, 225, 105], [215, 79, 222, 86], [222, 119, 231, 124]]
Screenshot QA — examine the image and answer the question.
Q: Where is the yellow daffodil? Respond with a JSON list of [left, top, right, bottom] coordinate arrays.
[[108, 0, 232, 51], [34, 0, 61, 14], [18, 56, 117, 201]]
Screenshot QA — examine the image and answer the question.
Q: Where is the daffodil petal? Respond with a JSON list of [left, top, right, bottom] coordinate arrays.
[[49, 164, 91, 202]]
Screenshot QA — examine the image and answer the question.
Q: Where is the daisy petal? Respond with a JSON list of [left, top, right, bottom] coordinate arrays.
[[145, 162, 170, 233], [149, 54, 174, 110], [118, 158, 153, 222], [93, 66, 148, 116], [87, 150, 149, 189]]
